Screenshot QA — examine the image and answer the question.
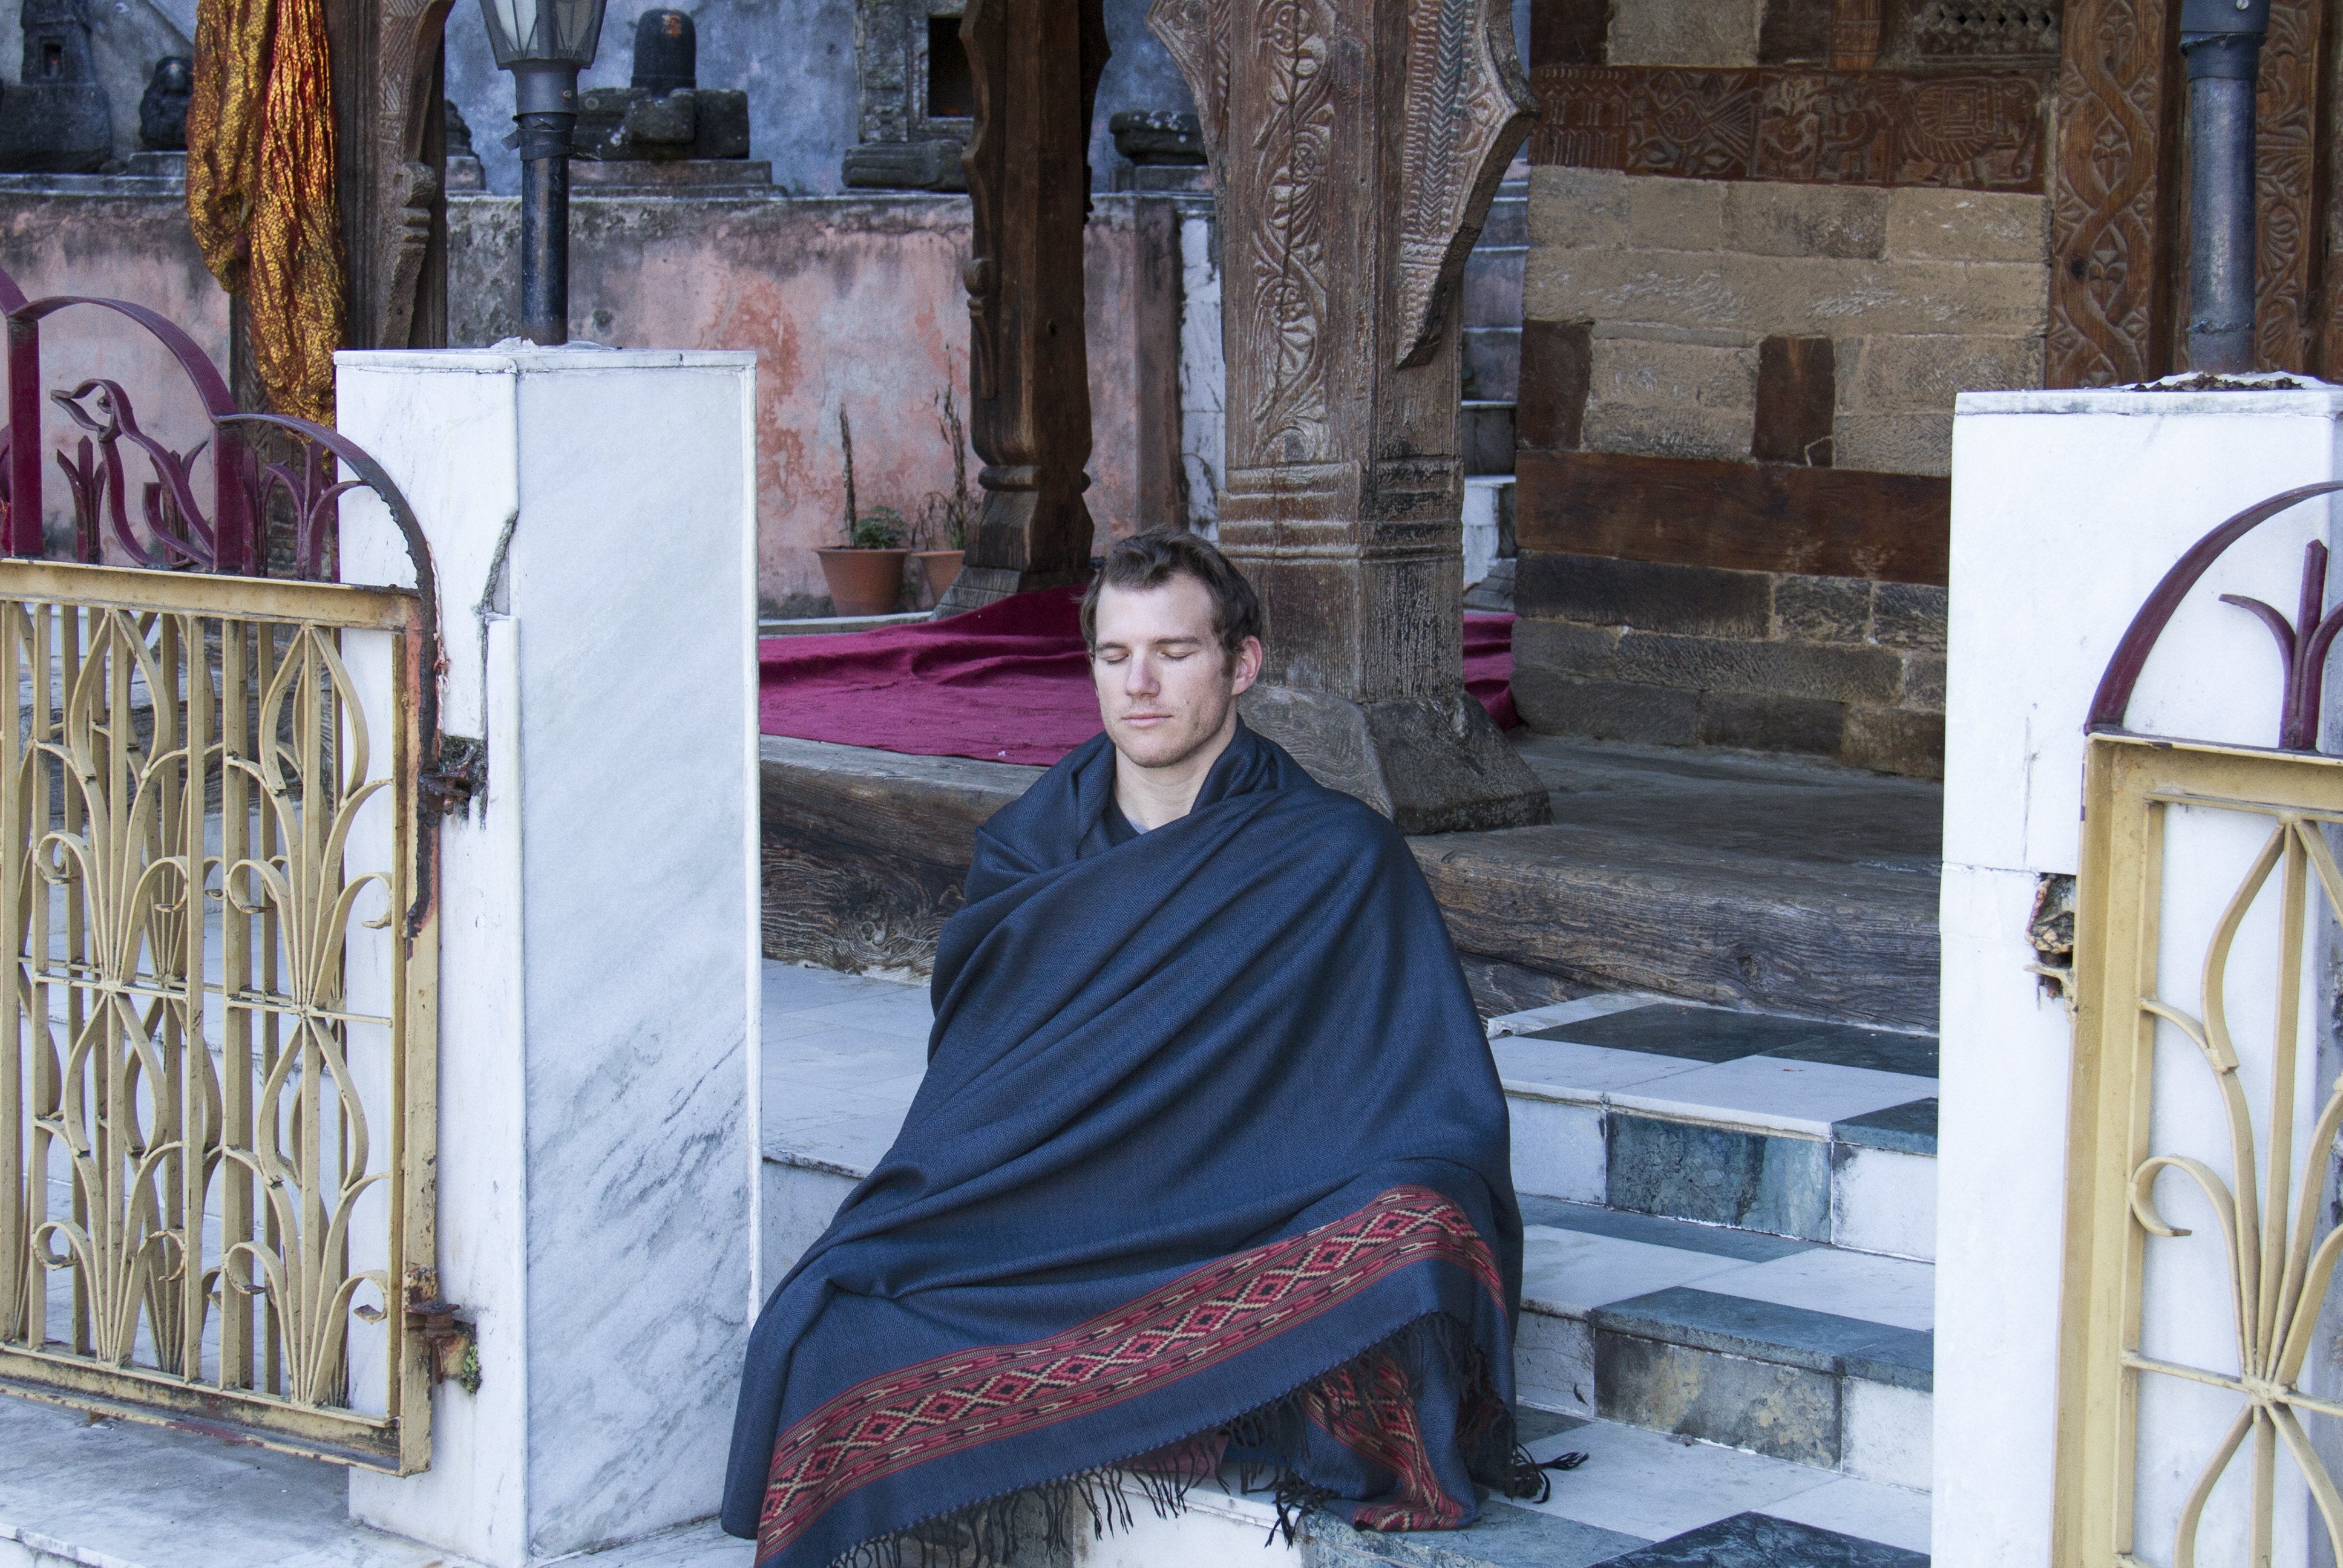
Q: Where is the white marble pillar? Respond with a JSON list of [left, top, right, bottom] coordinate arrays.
[[1938, 385, 2343, 1568], [332, 347, 762, 1566]]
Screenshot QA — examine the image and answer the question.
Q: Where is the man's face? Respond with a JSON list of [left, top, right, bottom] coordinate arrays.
[[1090, 575, 1262, 770]]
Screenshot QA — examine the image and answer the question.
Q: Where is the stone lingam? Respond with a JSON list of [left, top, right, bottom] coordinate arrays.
[[570, 8, 772, 194]]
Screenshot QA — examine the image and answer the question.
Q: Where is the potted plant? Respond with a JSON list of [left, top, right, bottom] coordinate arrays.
[[815, 410, 911, 615], [913, 386, 972, 610]]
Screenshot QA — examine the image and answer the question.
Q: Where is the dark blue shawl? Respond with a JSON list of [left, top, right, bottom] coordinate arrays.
[[723, 723, 1528, 1564]]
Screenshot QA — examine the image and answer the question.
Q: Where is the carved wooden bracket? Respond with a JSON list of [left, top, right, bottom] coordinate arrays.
[[1391, 0, 1535, 367]]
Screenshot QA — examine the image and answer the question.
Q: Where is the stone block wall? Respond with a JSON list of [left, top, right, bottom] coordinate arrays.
[[1516, 156, 2051, 779]]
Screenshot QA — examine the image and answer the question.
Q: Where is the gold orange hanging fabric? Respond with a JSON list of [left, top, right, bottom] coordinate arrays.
[[186, 0, 345, 425]]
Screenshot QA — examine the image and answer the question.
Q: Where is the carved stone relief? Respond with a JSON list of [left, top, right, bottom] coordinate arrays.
[[842, 0, 975, 188]]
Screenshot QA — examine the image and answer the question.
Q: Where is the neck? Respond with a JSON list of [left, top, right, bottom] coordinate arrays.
[[1113, 714, 1239, 831]]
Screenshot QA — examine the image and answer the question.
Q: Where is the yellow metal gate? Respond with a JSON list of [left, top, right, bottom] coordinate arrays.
[[0, 562, 438, 1471], [2058, 735, 2343, 1565], [2055, 485, 2343, 1564]]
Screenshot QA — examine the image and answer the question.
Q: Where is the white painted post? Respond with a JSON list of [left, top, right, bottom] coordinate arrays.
[[332, 347, 762, 1566], [1938, 385, 2343, 1568]]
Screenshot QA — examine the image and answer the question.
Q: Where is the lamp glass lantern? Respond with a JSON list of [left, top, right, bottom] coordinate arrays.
[[477, 0, 608, 344]]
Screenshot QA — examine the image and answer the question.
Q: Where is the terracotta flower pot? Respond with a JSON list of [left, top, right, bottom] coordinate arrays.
[[912, 549, 965, 610], [816, 547, 909, 616]]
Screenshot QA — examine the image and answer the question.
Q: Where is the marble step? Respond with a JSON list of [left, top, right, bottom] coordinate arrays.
[[759, 965, 1935, 1500], [1512, 1200, 1931, 1492], [1489, 996, 1938, 1263], [1463, 476, 1516, 590]]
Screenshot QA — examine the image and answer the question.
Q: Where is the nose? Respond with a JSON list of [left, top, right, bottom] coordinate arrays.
[[1123, 651, 1159, 697]]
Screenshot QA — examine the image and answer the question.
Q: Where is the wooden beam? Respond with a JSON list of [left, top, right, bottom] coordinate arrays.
[[326, 0, 453, 353], [1516, 449, 1950, 586], [940, 0, 1107, 610], [1524, 62, 2047, 191]]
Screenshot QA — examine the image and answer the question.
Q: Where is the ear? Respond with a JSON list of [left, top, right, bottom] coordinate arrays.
[[1228, 636, 1263, 696]]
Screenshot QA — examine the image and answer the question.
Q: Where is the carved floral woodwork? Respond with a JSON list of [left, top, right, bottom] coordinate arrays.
[[1147, 0, 1550, 830], [1525, 62, 2046, 190], [2253, 0, 2325, 373]]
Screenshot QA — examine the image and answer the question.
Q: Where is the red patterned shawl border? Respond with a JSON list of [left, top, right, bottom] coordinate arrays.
[[756, 1184, 1504, 1558]]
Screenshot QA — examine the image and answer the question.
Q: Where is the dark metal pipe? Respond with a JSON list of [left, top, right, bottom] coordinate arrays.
[[512, 63, 580, 347], [519, 140, 571, 345], [2180, 0, 2270, 374]]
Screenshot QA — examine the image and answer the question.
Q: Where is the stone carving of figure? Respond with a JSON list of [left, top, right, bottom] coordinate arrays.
[[138, 54, 191, 149]]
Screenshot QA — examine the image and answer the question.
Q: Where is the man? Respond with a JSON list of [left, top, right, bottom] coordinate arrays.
[[725, 531, 1536, 1566]]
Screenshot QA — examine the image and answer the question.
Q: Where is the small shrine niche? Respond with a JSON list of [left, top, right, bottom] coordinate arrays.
[[841, 0, 971, 191], [0, 0, 113, 172]]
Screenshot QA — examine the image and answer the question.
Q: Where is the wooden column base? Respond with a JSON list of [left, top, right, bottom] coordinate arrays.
[[1239, 685, 1552, 835], [934, 477, 1093, 615]]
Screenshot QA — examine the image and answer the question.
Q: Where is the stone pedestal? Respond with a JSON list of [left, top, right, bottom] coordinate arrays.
[[333, 347, 762, 1566], [1938, 384, 2343, 1568]]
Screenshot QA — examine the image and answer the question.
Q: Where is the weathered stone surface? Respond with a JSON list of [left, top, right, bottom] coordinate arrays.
[[1831, 411, 1955, 475], [1722, 182, 1888, 259], [1513, 616, 1624, 677], [1519, 553, 1772, 638], [1525, 247, 2053, 339], [1615, 632, 1905, 705], [1594, 1333, 1840, 1466], [1885, 186, 2050, 263], [1772, 574, 1874, 642], [1529, 165, 1631, 249], [1590, 333, 1758, 410], [1511, 671, 1701, 746], [1697, 691, 1847, 756], [1580, 401, 1757, 462], [1605, 0, 1765, 67], [1843, 704, 1945, 778], [1872, 582, 1948, 650], [1840, 332, 2043, 413], [1608, 1114, 1832, 1238], [1898, 652, 1947, 710], [1626, 176, 1728, 251]]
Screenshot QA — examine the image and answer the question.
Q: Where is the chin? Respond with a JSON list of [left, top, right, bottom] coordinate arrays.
[[1110, 722, 1208, 768]]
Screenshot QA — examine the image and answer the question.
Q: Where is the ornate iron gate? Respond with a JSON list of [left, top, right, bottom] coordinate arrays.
[[0, 266, 449, 1472], [2056, 485, 2343, 1564]]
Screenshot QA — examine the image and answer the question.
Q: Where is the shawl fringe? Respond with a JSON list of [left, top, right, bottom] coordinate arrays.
[[822, 1312, 1556, 1568]]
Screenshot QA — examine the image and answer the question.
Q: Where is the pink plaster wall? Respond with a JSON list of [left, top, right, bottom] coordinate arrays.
[[1, 188, 1156, 611], [0, 195, 234, 547], [450, 191, 1155, 613]]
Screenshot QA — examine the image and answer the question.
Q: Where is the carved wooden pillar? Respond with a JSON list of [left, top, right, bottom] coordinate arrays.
[[937, 0, 1109, 612], [1149, 0, 1549, 833], [328, 0, 454, 354]]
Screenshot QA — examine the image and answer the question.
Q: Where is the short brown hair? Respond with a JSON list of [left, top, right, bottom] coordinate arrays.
[[1080, 528, 1262, 658]]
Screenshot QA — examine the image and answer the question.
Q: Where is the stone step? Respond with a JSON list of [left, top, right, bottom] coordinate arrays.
[[1460, 245, 1525, 330], [1475, 191, 1528, 249], [1463, 475, 1515, 589], [1462, 324, 1521, 402], [1489, 996, 1938, 1262], [1462, 400, 1515, 476], [758, 964, 1935, 1508]]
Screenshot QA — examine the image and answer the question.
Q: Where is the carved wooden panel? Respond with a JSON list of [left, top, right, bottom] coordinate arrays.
[[1394, 0, 1533, 365], [2045, 0, 2178, 386], [1525, 62, 2045, 190], [2253, 0, 2327, 373], [1242, 0, 1339, 460], [1833, 0, 1884, 68]]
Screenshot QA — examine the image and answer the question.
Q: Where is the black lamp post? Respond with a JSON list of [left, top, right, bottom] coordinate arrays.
[[2180, 0, 2271, 374], [477, 0, 609, 345]]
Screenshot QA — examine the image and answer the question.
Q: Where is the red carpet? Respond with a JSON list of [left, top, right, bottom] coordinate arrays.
[[758, 587, 1520, 766]]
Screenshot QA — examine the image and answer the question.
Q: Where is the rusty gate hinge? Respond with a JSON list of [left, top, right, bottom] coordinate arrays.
[[404, 1268, 482, 1394], [418, 734, 487, 824]]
